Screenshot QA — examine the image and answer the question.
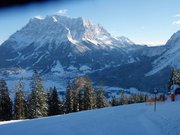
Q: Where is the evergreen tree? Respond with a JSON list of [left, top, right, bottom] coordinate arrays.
[[65, 77, 98, 113], [168, 69, 175, 91], [48, 87, 62, 116], [71, 76, 88, 112], [78, 89, 85, 111], [174, 69, 180, 85], [119, 90, 126, 105], [72, 89, 79, 112], [65, 84, 74, 113], [111, 96, 117, 106], [84, 81, 96, 110], [168, 68, 180, 89], [14, 78, 27, 119], [96, 86, 107, 108], [0, 79, 12, 121], [27, 70, 48, 119]]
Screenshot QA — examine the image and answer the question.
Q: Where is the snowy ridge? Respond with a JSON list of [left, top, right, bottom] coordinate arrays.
[[147, 30, 180, 76], [3, 15, 136, 52]]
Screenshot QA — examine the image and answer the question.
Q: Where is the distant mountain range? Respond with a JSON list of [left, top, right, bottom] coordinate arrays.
[[0, 15, 179, 92]]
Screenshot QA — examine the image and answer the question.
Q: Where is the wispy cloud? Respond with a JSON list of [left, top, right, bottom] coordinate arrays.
[[173, 20, 180, 25], [56, 9, 68, 15]]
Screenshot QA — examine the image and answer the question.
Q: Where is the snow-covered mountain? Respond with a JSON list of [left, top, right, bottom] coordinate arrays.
[[0, 14, 180, 92], [3, 15, 137, 51], [88, 30, 180, 92], [6, 15, 134, 51], [147, 30, 180, 76], [0, 15, 142, 77]]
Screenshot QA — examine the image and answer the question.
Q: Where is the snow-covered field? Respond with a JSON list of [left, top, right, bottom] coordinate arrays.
[[0, 99, 180, 135], [0, 120, 24, 126]]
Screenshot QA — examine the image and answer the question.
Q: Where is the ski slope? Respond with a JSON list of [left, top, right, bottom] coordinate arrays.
[[0, 100, 180, 135]]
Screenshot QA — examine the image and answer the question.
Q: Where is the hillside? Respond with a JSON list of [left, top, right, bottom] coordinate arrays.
[[1, 100, 180, 135]]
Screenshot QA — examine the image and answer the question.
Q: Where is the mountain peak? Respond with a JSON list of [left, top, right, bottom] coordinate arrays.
[[24, 15, 116, 47], [115, 36, 135, 45], [31, 15, 92, 27], [2, 15, 136, 52], [166, 30, 180, 46]]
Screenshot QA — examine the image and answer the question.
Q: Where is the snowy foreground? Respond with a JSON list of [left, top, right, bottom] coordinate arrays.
[[0, 101, 180, 135]]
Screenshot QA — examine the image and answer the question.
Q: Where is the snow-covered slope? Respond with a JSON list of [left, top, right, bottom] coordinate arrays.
[[141, 46, 167, 57], [147, 30, 180, 76], [1, 100, 180, 135]]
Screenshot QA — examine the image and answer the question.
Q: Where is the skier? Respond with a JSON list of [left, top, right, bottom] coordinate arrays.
[[170, 91, 175, 102]]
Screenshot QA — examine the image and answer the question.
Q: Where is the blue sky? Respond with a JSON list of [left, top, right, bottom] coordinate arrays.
[[0, 0, 180, 45]]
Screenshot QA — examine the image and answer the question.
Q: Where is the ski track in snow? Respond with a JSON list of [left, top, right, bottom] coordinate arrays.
[[0, 101, 180, 135]]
